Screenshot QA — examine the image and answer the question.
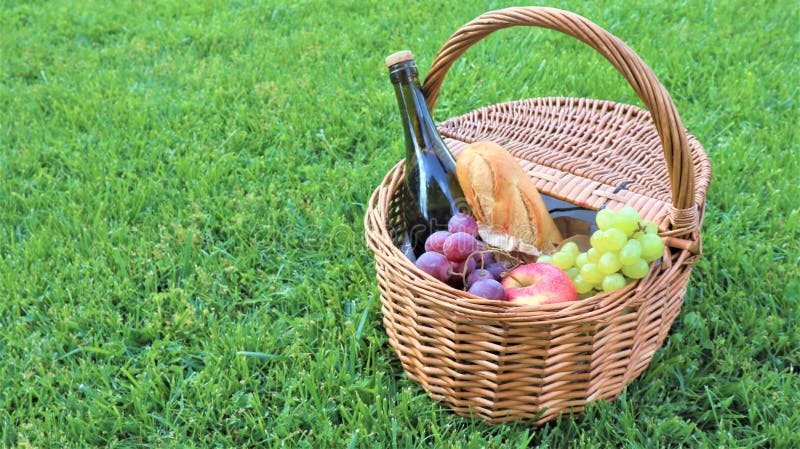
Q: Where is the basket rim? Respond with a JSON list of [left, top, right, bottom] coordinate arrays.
[[365, 153, 698, 326]]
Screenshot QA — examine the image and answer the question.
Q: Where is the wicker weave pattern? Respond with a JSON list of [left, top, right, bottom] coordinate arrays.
[[438, 98, 711, 243], [365, 7, 711, 424]]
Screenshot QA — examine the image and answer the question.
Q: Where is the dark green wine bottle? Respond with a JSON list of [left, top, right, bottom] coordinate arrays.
[[386, 51, 471, 257]]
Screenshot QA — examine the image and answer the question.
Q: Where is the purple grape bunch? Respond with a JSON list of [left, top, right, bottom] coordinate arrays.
[[413, 213, 508, 301]]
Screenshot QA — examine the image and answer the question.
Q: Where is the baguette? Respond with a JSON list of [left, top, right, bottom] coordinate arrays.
[[456, 141, 562, 251]]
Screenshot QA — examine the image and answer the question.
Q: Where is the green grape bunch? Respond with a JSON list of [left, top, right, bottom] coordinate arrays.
[[542, 206, 665, 297]]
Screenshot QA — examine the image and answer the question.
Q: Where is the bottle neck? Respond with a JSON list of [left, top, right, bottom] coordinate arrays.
[[389, 61, 441, 155]]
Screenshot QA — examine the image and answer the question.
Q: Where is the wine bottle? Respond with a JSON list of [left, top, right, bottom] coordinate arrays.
[[386, 50, 471, 257]]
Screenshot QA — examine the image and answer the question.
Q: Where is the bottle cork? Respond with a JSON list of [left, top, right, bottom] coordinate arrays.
[[385, 50, 414, 68]]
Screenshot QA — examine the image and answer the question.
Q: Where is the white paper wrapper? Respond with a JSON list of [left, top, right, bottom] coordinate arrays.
[[477, 223, 541, 264], [477, 223, 591, 266]]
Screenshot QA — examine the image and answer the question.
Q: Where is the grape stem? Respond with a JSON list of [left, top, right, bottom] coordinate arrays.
[[450, 248, 525, 281]]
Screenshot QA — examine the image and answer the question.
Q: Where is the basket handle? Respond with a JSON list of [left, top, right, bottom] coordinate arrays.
[[422, 7, 698, 227]]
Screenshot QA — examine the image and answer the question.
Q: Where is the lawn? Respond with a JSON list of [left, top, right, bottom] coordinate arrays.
[[1, 0, 798, 447]]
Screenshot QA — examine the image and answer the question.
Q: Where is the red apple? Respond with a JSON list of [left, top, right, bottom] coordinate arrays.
[[501, 263, 578, 306]]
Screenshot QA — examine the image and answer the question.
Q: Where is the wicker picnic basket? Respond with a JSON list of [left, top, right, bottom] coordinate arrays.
[[364, 7, 711, 424]]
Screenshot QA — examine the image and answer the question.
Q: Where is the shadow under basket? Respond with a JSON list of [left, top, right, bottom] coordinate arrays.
[[364, 7, 711, 425]]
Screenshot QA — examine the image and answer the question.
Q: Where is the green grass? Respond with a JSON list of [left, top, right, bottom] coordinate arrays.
[[1, 0, 798, 447]]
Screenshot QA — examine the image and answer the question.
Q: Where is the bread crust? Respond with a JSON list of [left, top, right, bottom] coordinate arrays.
[[456, 141, 562, 251]]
